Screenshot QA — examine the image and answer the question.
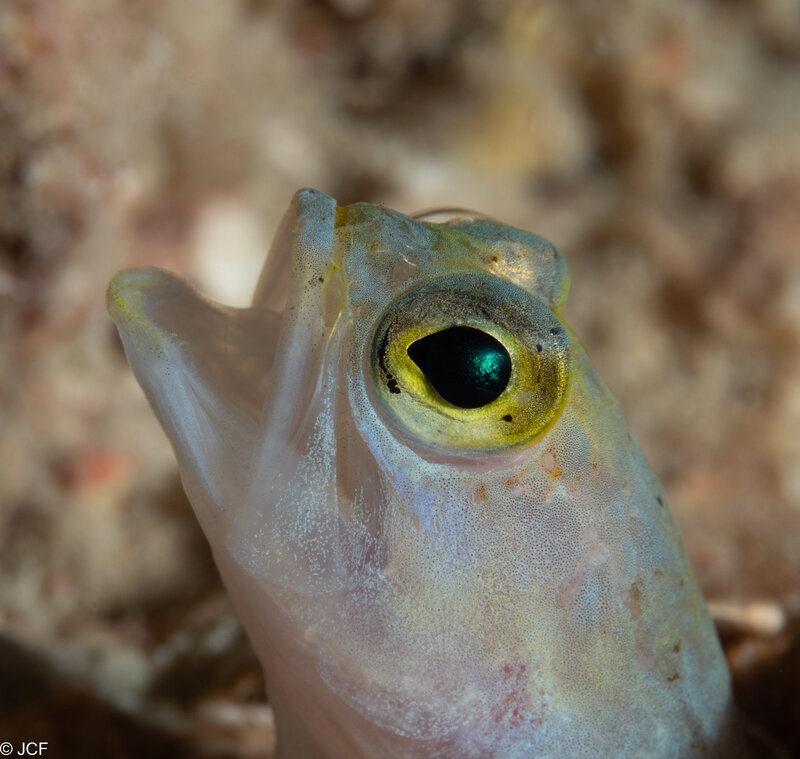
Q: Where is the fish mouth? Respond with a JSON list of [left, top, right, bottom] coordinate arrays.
[[106, 190, 342, 527], [107, 189, 343, 436]]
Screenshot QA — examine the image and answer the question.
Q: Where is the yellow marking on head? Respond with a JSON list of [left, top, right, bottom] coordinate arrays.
[[106, 271, 170, 350]]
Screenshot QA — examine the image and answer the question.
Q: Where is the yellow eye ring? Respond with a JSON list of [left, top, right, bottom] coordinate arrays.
[[368, 273, 571, 453]]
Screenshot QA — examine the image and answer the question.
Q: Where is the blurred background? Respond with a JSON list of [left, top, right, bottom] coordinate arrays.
[[1, 0, 799, 756]]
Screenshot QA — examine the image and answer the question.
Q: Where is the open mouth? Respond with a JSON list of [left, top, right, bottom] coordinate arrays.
[[106, 190, 341, 525]]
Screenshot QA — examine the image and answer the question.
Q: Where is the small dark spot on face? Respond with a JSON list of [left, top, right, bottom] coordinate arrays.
[[680, 579, 685, 588], [656, 495, 664, 507], [501, 414, 513, 422], [666, 673, 680, 683], [318, 276, 324, 282], [673, 641, 681, 653], [536, 343, 543, 352], [387, 378, 400, 394], [549, 327, 560, 335], [490, 253, 499, 262], [627, 581, 643, 619]]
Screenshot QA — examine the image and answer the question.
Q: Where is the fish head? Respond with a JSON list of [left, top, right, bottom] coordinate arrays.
[[108, 189, 736, 758]]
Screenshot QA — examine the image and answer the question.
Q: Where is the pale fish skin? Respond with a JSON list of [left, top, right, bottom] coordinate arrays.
[[108, 189, 752, 758]]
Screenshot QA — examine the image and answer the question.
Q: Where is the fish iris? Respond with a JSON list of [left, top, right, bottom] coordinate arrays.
[[407, 326, 512, 408], [369, 272, 572, 452]]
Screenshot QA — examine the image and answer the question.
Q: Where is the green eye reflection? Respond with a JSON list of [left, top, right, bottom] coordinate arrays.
[[369, 273, 571, 453], [407, 326, 512, 408]]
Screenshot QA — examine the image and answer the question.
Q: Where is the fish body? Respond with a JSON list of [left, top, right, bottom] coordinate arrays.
[[108, 190, 744, 758]]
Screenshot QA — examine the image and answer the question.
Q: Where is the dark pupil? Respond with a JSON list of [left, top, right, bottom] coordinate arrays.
[[407, 326, 512, 408]]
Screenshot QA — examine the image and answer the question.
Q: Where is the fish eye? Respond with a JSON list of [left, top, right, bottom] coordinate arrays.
[[407, 326, 512, 409], [368, 273, 572, 453]]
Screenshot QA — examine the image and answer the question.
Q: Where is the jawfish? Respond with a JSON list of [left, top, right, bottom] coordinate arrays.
[[108, 189, 754, 758]]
